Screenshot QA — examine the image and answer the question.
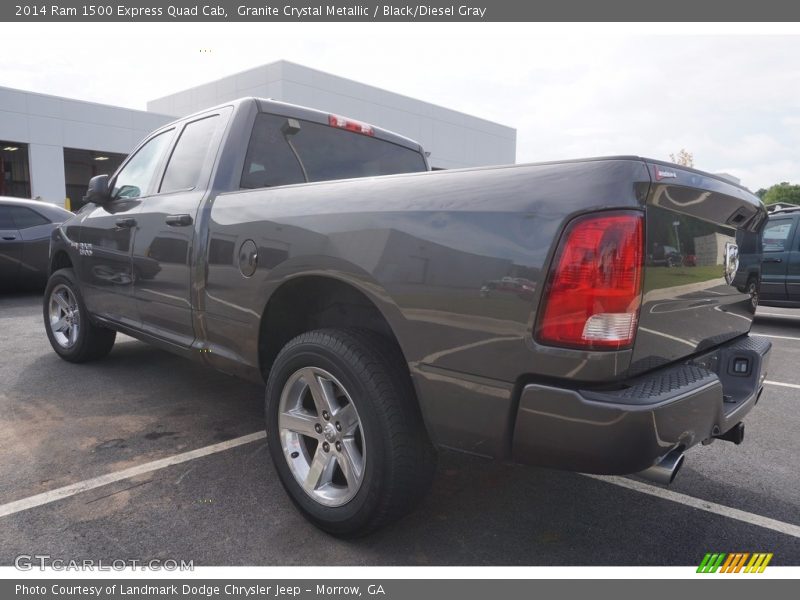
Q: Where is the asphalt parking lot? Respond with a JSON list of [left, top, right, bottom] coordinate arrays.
[[1, 292, 799, 566]]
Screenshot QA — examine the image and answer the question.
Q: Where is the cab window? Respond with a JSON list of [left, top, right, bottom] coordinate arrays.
[[111, 130, 173, 200], [160, 115, 221, 193]]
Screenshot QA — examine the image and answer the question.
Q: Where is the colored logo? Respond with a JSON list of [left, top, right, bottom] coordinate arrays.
[[697, 552, 773, 573]]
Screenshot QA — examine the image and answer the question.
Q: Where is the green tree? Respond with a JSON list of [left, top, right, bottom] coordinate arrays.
[[762, 182, 800, 206], [755, 188, 768, 199], [669, 149, 694, 167]]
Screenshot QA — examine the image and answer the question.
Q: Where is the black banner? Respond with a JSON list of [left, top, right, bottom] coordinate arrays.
[[3, 0, 800, 22]]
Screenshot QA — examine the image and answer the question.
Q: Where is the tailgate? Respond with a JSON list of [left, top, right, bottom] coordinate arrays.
[[631, 162, 767, 376]]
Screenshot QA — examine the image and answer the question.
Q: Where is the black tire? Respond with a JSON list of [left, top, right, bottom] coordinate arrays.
[[43, 268, 116, 363], [265, 328, 436, 537]]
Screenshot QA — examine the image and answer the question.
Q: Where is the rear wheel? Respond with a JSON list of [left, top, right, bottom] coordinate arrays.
[[43, 268, 116, 363], [265, 328, 436, 537]]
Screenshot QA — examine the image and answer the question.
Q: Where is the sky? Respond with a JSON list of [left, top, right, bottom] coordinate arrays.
[[1, 23, 799, 191]]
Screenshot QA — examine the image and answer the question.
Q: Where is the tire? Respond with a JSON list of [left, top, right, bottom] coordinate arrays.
[[746, 277, 759, 313], [43, 268, 116, 363], [265, 328, 436, 537]]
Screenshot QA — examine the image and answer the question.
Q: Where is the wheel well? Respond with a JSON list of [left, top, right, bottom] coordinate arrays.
[[50, 250, 72, 274], [258, 276, 400, 378]]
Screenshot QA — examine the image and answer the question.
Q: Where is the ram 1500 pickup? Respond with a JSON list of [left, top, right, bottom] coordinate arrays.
[[44, 98, 771, 536]]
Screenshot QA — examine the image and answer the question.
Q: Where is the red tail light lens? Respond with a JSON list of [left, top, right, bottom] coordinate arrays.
[[328, 114, 375, 136], [536, 211, 644, 350]]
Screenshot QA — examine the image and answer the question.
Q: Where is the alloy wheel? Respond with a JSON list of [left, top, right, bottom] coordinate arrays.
[[278, 366, 366, 507], [48, 284, 80, 348]]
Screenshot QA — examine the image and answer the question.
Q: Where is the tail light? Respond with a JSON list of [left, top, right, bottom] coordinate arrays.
[[328, 114, 374, 136], [536, 211, 644, 350]]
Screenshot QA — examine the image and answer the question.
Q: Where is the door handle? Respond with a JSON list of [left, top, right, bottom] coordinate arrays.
[[115, 217, 137, 228], [2, 235, 16, 241], [762, 257, 783, 263], [165, 214, 193, 227]]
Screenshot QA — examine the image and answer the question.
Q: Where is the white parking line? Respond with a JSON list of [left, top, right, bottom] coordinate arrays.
[[638, 327, 697, 348], [2, 428, 800, 541], [582, 474, 800, 539], [0, 431, 266, 519], [756, 333, 800, 342], [757, 312, 800, 319], [765, 380, 800, 390]]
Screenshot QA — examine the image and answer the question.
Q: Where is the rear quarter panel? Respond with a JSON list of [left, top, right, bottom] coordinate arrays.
[[202, 158, 652, 385]]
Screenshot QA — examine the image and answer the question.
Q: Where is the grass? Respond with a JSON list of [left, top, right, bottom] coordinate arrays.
[[643, 265, 724, 293]]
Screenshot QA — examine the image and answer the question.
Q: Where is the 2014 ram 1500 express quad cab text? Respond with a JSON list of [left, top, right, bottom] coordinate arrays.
[[44, 98, 771, 536]]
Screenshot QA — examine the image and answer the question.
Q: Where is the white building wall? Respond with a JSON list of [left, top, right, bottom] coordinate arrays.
[[28, 144, 66, 202], [1, 62, 516, 205], [147, 61, 516, 170], [0, 85, 173, 204]]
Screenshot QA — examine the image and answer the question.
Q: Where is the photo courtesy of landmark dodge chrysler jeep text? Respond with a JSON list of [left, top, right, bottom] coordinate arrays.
[[43, 98, 771, 536]]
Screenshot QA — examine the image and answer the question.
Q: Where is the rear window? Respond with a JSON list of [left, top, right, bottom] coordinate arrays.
[[240, 113, 426, 189], [763, 219, 793, 252]]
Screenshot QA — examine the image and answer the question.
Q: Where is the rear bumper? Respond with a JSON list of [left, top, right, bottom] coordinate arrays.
[[511, 334, 771, 474]]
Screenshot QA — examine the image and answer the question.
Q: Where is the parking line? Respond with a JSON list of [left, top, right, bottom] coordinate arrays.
[[3, 428, 800, 541], [0, 431, 266, 519], [582, 474, 800, 539], [756, 333, 800, 342], [757, 312, 800, 319], [765, 380, 800, 390]]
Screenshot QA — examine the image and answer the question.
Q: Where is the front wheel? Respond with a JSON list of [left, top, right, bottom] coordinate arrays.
[[43, 268, 116, 363], [265, 329, 436, 537]]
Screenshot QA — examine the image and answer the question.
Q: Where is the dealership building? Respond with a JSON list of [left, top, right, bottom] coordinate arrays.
[[0, 60, 516, 206]]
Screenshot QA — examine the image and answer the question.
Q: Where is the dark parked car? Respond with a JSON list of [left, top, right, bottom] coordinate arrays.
[[649, 243, 682, 267], [0, 197, 73, 290], [755, 206, 800, 307], [43, 98, 771, 536]]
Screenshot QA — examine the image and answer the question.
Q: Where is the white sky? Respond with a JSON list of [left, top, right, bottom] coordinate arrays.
[[2, 22, 799, 190]]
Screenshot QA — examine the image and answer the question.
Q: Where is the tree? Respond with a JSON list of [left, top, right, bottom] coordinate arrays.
[[761, 182, 800, 206], [755, 188, 768, 199], [669, 149, 694, 167]]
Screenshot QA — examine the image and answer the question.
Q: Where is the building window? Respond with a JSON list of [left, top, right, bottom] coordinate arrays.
[[63, 147, 127, 208], [0, 141, 31, 198]]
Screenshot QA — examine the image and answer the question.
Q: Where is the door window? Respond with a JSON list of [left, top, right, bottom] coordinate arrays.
[[0, 206, 15, 229], [10, 206, 49, 228], [160, 115, 221, 193], [111, 130, 173, 200], [763, 219, 793, 252]]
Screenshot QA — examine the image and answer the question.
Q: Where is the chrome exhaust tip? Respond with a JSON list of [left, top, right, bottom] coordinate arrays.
[[637, 448, 685, 485]]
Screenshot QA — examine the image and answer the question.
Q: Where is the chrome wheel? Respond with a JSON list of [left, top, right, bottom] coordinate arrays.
[[48, 284, 80, 349], [278, 366, 365, 507]]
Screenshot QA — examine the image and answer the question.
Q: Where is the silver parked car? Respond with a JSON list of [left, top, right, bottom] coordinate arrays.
[[0, 197, 73, 290]]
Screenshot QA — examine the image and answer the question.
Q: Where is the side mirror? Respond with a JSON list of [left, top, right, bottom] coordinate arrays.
[[84, 174, 111, 205]]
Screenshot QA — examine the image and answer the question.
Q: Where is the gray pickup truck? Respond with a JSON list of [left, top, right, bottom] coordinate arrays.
[[44, 98, 771, 536]]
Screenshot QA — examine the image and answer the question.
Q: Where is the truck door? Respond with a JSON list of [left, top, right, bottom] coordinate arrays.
[[787, 215, 800, 302], [759, 216, 795, 303], [75, 129, 174, 327], [131, 110, 229, 347]]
